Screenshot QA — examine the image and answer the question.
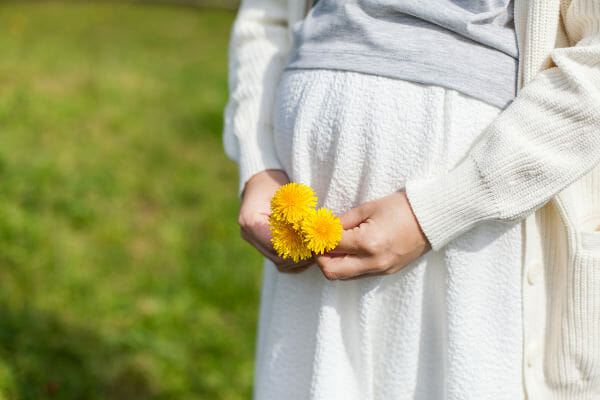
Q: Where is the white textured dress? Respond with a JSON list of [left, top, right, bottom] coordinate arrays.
[[253, 69, 524, 400]]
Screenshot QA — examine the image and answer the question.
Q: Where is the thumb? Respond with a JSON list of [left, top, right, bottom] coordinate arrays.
[[339, 200, 376, 229]]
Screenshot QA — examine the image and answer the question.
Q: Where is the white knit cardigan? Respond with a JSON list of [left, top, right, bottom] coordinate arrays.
[[222, 1, 600, 398]]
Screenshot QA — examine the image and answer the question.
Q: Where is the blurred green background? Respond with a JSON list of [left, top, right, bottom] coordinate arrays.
[[0, 1, 264, 399]]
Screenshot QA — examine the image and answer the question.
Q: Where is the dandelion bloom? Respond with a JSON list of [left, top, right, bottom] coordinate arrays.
[[270, 182, 317, 226], [302, 208, 343, 255], [270, 217, 313, 262]]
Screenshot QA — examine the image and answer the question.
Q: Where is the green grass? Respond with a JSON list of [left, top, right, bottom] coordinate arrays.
[[0, 2, 264, 399]]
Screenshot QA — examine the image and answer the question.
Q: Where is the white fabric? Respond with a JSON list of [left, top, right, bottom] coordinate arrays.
[[223, 1, 600, 397], [253, 69, 524, 400]]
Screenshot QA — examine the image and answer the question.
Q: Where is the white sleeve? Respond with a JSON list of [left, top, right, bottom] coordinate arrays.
[[405, 0, 600, 251], [223, 0, 292, 196]]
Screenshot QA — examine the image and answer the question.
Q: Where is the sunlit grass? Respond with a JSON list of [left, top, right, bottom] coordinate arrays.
[[0, 2, 263, 399]]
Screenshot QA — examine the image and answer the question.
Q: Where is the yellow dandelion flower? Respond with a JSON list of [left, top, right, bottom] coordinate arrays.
[[270, 183, 317, 225], [270, 217, 313, 262], [301, 208, 343, 255]]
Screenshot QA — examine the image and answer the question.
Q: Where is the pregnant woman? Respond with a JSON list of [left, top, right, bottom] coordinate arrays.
[[224, 1, 600, 399]]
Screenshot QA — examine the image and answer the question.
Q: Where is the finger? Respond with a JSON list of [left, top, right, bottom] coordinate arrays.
[[276, 262, 314, 274], [239, 220, 278, 258], [330, 227, 363, 254], [251, 218, 274, 248], [241, 228, 281, 264], [316, 253, 382, 280], [338, 201, 376, 229], [276, 256, 315, 271], [243, 227, 316, 269], [339, 270, 386, 281], [245, 223, 317, 269]]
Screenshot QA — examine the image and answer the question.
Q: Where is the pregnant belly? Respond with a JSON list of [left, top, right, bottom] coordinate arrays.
[[273, 68, 502, 213]]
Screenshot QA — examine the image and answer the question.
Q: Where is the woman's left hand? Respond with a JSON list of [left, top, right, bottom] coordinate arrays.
[[316, 191, 431, 280]]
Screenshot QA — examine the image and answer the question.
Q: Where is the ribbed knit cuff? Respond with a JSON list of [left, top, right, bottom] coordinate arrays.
[[238, 124, 284, 197], [404, 155, 501, 252]]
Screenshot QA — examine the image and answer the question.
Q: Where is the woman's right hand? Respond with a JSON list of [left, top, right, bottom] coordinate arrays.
[[239, 169, 314, 273]]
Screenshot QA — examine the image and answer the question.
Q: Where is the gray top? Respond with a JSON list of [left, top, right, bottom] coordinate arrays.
[[285, 0, 518, 109]]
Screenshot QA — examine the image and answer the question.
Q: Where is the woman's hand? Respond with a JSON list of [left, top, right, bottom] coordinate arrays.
[[316, 191, 431, 280], [239, 169, 314, 273]]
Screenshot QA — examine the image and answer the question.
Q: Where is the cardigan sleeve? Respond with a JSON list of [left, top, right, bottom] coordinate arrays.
[[404, 0, 600, 252], [223, 0, 291, 196]]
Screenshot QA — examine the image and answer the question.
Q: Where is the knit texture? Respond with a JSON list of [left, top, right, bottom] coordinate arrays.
[[223, 0, 290, 195], [404, 6, 600, 252], [403, 3, 600, 396]]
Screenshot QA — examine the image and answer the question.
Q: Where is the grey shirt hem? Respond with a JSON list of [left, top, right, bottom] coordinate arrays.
[[286, 47, 517, 109]]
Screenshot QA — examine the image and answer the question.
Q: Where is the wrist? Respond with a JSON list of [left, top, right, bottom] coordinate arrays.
[[242, 169, 289, 200], [400, 191, 432, 252]]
